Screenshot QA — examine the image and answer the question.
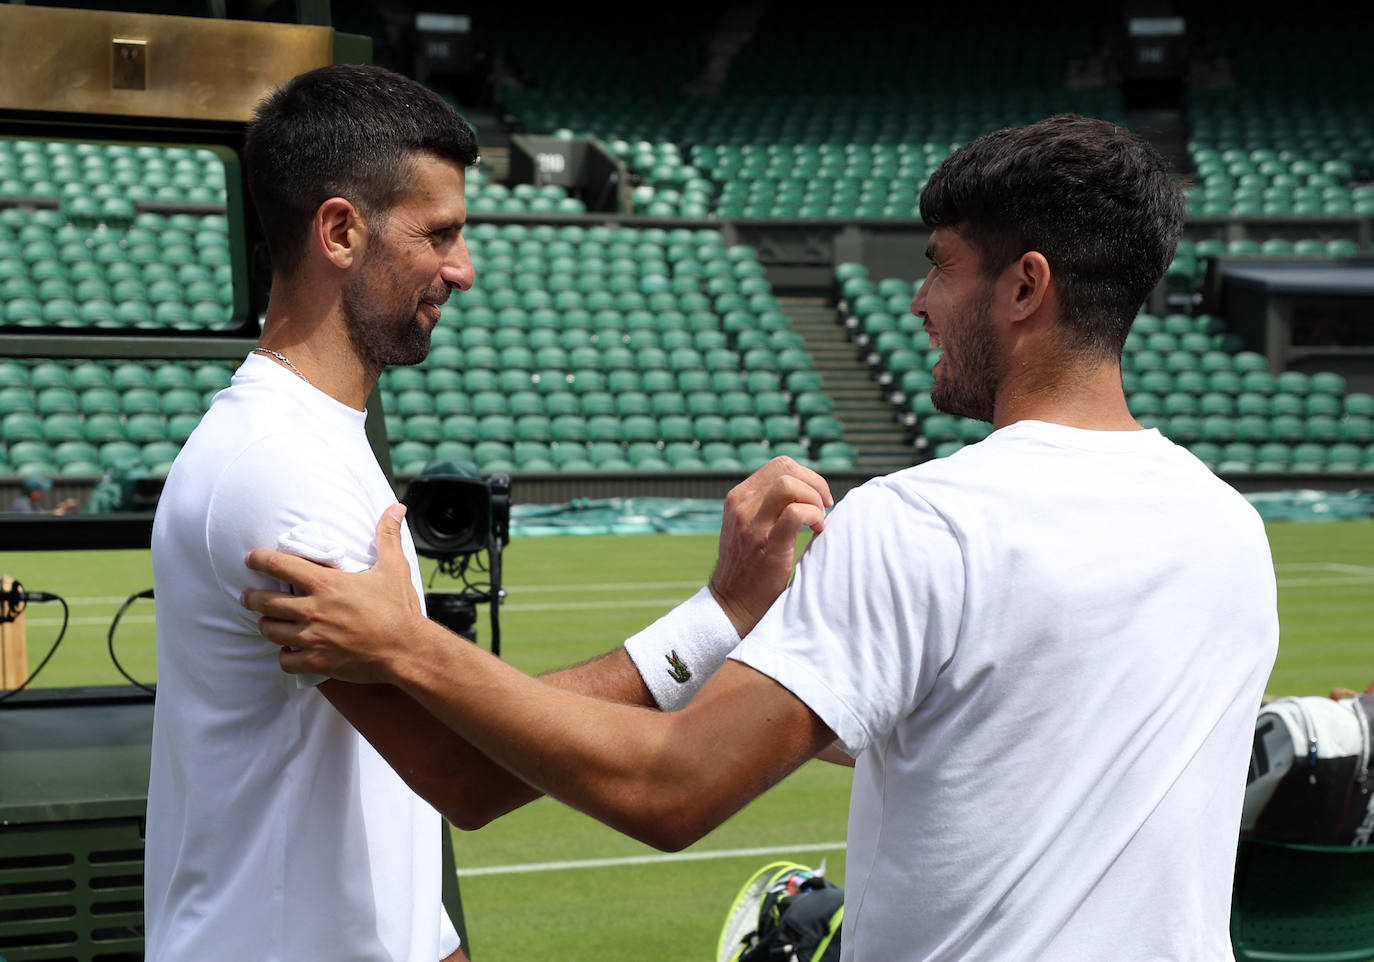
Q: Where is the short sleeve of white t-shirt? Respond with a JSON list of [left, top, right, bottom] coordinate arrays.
[[731, 480, 966, 756], [203, 430, 386, 682]]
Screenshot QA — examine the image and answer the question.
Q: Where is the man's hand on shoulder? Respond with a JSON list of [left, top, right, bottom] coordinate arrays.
[[241, 504, 439, 684], [709, 456, 832, 637]]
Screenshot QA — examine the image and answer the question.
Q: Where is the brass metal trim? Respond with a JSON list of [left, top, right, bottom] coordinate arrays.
[[0, 6, 334, 122]]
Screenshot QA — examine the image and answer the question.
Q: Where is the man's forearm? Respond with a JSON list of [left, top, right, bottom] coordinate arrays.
[[386, 620, 688, 845], [326, 645, 656, 830], [378, 620, 834, 852]]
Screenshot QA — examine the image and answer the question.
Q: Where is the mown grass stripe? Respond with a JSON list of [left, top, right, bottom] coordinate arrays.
[[457, 841, 847, 877]]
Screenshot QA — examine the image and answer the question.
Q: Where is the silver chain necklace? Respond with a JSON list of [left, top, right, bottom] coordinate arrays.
[[252, 348, 310, 385]]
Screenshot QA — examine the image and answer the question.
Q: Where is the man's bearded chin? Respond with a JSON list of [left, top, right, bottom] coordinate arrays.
[[341, 291, 435, 376]]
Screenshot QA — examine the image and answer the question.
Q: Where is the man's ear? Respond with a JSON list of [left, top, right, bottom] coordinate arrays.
[[1008, 250, 1052, 323], [314, 197, 368, 270]]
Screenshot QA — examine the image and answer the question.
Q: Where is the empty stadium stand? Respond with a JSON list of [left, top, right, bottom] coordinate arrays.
[[837, 262, 1374, 473], [3, 2, 1374, 516]]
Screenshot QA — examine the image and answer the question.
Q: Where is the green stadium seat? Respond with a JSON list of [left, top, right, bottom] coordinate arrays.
[[473, 441, 512, 467], [725, 415, 763, 444], [41, 412, 84, 444], [711, 391, 747, 418], [1165, 416, 1202, 444], [1311, 372, 1347, 396], [405, 416, 443, 444], [35, 387, 78, 415], [1130, 394, 1164, 417], [710, 370, 746, 394], [1306, 394, 1343, 417], [1232, 416, 1270, 444], [478, 414, 516, 443], [51, 437, 98, 467], [619, 415, 658, 444], [29, 362, 71, 390], [123, 413, 167, 443], [441, 414, 479, 444], [507, 392, 544, 418], [745, 371, 781, 395], [118, 387, 161, 416], [763, 415, 802, 444], [1342, 416, 1374, 444], [543, 392, 579, 417], [1241, 371, 1276, 396], [691, 415, 727, 443], [0, 362, 29, 391], [1307, 416, 1342, 444], [1139, 371, 1173, 395], [1328, 442, 1365, 468], [581, 414, 618, 443], [470, 391, 508, 418], [1174, 370, 1209, 395], [804, 415, 845, 445], [787, 370, 825, 394], [1267, 393, 1304, 417], [550, 415, 589, 444], [167, 413, 201, 443], [1199, 393, 1235, 417], [1275, 371, 1311, 396], [1131, 350, 1167, 374], [752, 391, 791, 418], [1187, 441, 1222, 466], [1269, 415, 1307, 444], [0, 383, 38, 414], [100, 440, 142, 470], [516, 415, 553, 443], [142, 440, 181, 471], [152, 363, 196, 392], [1163, 393, 1199, 417], [2, 411, 44, 442], [550, 441, 589, 467], [1290, 442, 1328, 466]]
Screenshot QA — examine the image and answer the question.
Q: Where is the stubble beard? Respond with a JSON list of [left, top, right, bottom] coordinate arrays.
[[340, 259, 438, 379], [929, 287, 1001, 424]]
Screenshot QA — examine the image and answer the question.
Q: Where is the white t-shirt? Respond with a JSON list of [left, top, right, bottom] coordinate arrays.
[[146, 353, 460, 961], [734, 421, 1279, 961]]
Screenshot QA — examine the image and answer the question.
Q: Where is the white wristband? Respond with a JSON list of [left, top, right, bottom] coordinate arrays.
[[623, 586, 740, 711]]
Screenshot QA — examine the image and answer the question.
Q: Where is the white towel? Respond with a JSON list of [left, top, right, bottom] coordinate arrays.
[[275, 521, 358, 689]]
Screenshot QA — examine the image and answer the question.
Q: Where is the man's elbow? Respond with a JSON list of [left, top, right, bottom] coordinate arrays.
[[614, 816, 703, 853], [611, 789, 721, 852], [445, 804, 499, 833], [423, 775, 541, 833]]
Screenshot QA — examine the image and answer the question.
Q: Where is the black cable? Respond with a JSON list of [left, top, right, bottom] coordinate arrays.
[[425, 547, 505, 656], [0, 591, 69, 704], [109, 588, 156, 695], [488, 538, 504, 658]]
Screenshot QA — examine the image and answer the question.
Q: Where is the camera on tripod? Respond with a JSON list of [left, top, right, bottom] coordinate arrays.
[[403, 461, 511, 655]]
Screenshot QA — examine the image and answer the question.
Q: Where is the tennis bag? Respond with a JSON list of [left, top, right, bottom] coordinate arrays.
[[1242, 692, 1374, 845], [717, 861, 843, 962]]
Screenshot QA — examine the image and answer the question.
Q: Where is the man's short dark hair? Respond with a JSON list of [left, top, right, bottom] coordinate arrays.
[[243, 64, 479, 276], [919, 114, 1184, 357]]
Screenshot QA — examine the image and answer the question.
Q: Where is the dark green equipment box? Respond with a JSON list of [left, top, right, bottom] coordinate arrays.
[[0, 687, 152, 962], [0, 686, 469, 961]]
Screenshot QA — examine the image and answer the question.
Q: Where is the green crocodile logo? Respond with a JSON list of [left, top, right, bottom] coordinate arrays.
[[666, 649, 691, 684]]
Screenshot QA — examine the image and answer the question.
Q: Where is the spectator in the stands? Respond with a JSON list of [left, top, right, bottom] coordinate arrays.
[[7, 475, 78, 515]]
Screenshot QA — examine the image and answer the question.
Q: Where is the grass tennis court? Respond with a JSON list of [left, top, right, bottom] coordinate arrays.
[[8, 517, 1374, 959]]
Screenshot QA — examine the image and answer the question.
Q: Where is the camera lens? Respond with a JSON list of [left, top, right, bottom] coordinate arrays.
[[405, 473, 492, 557], [431, 502, 477, 542]]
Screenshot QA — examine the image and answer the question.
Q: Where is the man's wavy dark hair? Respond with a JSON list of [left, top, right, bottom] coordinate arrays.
[[244, 64, 479, 277], [920, 114, 1184, 357]]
